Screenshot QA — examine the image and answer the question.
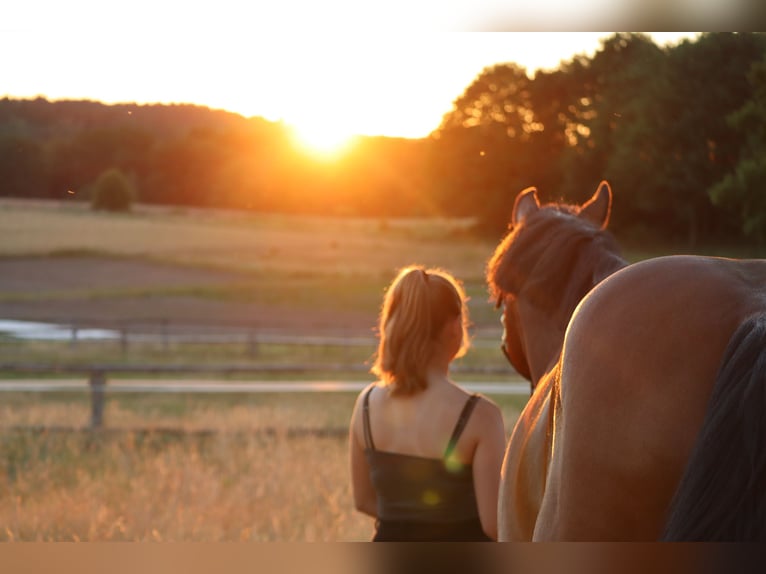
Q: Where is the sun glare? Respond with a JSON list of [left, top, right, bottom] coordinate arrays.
[[289, 120, 358, 160]]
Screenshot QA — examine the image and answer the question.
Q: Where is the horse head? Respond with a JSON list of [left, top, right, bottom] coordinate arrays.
[[486, 181, 625, 389]]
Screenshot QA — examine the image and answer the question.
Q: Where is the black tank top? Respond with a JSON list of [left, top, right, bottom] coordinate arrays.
[[362, 387, 489, 540]]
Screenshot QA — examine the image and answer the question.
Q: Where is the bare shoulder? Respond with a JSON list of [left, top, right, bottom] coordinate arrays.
[[353, 381, 378, 407], [470, 394, 506, 434], [473, 392, 502, 414], [350, 382, 379, 432]]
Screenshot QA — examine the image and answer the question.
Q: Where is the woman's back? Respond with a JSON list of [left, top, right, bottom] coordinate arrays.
[[361, 383, 492, 541], [364, 380, 481, 464], [348, 265, 506, 541]]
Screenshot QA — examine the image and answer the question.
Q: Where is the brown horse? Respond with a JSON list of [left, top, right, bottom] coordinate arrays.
[[486, 181, 766, 541]]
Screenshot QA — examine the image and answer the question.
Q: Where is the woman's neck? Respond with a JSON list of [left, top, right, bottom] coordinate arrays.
[[425, 359, 452, 387]]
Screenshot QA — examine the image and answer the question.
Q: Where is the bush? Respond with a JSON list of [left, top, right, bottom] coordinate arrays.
[[90, 168, 135, 212]]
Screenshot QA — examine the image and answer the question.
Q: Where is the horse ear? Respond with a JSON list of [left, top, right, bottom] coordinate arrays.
[[512, 187, 540, 227], [579, 181, 612, 229]]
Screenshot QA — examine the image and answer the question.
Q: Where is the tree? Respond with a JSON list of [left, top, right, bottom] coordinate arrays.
[[617, 33, 766, 245], [556, 34, 667, 221], [0, 134, 46, 197], [91, 168, 135, 212], [431, 63, 543, 233], [710, 53, 766, 243]]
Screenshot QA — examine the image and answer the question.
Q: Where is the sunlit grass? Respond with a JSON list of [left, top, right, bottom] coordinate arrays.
[[0, 392, 524, 541], [0, 390, 526, 430], [0, 430, 370, 541], [2, 195, 760, 541], [0, 198, 530, 541], [0, 198, 492, 281], [0, 392, 361, 434]]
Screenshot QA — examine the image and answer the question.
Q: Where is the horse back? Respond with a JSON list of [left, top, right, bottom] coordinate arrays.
[[534, 255, 766, 540]]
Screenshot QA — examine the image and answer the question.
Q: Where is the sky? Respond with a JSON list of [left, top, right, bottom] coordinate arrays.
[[3, 5, 700, 142]]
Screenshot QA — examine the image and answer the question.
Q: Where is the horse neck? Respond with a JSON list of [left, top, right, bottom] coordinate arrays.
[[521, 304, 568, 385], [525, 251, 627, 385], [592, 251, 629, 288]]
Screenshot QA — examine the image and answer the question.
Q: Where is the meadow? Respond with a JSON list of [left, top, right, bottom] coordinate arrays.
[[0, 197, 492, 285], [0, 391, 525, 541], [1, 197, 760, 541], [0, 198, 508, 337], [0, 198, 523, 541]]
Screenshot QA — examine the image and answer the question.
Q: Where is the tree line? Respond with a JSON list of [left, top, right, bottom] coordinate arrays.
[[2, 32, 765, 246]]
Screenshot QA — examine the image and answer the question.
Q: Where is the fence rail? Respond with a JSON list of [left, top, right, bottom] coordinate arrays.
[[2, 318, 518, 429], [0, 362, 527, 430], [0, 318, 504, 349]]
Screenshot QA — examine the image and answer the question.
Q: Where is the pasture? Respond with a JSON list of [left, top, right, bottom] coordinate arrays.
[[0, 198, 507, 337], [0, 198, 523, 541], [0, 391, 525, 541], [1, 196, 761, 541]]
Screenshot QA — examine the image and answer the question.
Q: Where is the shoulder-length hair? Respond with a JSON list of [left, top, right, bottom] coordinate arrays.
[[370, 265, 470, 395]]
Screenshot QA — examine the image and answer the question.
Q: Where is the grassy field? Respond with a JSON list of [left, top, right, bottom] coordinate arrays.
[[0, 198, 508, 350], [2, 426, 367, 541], [0, 198, 525, 541], [2, 197, 761, 541], [0, 198, 490, 276], [0, 392, 525, 541], [2, 197, 759, 338]]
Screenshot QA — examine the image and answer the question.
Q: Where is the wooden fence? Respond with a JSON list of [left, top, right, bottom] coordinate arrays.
[[1, 319, 519, 429], [0, 362, 526, 430], [1, 318, 504, 354]]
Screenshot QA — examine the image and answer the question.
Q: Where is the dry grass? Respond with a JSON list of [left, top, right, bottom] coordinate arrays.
[[0, 197, 505, 334], [0, 392, 372, 541], [0, 198, 494, 281], [1, 431, 371, 541], [0, 392, 524, 541], [0, 199, 525, 541]]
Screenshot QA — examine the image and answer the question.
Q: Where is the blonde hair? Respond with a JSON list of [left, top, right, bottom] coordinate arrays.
[[370, 265, 471, 395]]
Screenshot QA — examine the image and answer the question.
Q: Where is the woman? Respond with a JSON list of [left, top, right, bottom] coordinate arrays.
[[349, 265, 506, 541]]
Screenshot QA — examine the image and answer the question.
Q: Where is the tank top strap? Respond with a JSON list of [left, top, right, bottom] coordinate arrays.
[[362, 385, 376, 451], [443, 394, 480, 459]]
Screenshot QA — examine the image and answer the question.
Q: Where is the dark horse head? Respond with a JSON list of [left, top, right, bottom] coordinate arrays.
[[485, 181, 626, 390]]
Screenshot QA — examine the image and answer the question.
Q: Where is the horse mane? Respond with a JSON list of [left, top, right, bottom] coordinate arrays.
[[486, 203, 626, 322]]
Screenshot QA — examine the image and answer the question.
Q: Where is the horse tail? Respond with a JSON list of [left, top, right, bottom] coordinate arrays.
[[662, 312, 766, 541]]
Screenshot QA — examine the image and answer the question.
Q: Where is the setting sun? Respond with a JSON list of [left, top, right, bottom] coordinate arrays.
[[288, 120, 358, 159]]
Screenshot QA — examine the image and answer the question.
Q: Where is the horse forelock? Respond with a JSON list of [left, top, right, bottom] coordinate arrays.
[[487, 204, 623, 319]]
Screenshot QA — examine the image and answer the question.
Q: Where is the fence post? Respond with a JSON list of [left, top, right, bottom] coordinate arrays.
[[248, 329, 258, 358], [89, 370, 106, 429], [70, 323, 78, 348], [120, 325, 128, 356], [161, 319, 169, 352], [343, 326, 351, 363]]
